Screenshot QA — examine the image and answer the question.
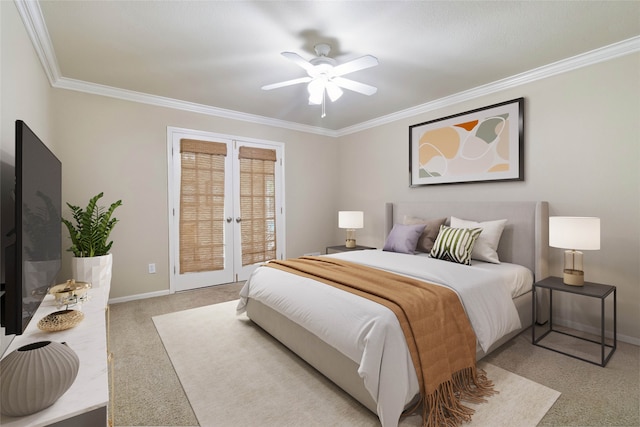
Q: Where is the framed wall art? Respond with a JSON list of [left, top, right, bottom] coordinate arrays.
[[409, 97, 524, 186]]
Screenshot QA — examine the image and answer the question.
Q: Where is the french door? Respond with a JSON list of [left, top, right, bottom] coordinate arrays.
[[167, 127, 285, 292]]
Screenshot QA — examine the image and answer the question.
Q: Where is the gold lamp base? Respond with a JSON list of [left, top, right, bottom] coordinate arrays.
[[345, 228, 356, 248], [563, 269, 584, 286]]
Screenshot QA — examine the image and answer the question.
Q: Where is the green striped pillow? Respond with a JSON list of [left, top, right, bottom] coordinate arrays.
[[429, 225, 483, 265]]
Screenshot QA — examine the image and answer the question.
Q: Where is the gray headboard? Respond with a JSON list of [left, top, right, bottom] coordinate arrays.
[[384, 201, 549, 280]]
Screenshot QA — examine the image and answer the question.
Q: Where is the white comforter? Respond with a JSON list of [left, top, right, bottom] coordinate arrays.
[[237, 250, 529, 427]]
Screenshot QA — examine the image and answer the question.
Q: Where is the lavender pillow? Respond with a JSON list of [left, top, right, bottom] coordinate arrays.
[[383, 223, 426, 254], [402, 216, 447, 253]]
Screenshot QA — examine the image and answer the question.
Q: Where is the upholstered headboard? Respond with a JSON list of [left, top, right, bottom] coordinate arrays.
[[384, 201, 549, 280]]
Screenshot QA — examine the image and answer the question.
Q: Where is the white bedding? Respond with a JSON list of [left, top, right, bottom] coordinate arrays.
[[237, 250, 531, 427]]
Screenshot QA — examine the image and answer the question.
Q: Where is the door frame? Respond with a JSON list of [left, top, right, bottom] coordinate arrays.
[[166, 126, 286, 293]]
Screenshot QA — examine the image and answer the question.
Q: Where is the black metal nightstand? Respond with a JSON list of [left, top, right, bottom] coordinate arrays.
[[532, 276, 616, 367], [325, 245, 376, 254]]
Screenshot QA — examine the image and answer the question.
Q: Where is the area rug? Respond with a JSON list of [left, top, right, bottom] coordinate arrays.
[[153, 300, 560, 427]]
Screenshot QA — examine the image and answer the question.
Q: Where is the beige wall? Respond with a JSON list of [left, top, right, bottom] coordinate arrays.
[[336, 54, 640, 344], [50, 89, 339, 299], [0, 2, 54, 147]]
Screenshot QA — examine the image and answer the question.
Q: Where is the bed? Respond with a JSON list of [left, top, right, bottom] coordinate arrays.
[[237, 201, 549, 427]]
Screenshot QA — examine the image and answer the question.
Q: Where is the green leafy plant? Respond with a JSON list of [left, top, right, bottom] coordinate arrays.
[[61, 192, 123, 257]]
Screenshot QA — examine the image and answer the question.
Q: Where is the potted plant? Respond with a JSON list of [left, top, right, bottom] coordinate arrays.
[[61, 192, 122, 288]]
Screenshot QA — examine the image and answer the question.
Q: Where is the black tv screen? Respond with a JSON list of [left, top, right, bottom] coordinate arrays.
[[2, 120, 62, 335]]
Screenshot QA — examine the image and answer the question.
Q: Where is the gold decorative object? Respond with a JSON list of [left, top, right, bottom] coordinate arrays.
[[38, 309, 85, 332], [50, 279, 91, 308]]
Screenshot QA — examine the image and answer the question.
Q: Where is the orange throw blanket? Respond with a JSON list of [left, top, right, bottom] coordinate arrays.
[[266, 256, 495, 427]]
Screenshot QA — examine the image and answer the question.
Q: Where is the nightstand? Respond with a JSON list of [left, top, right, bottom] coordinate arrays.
[[532, 276, 616, 367], [326, 245, 376, 254]]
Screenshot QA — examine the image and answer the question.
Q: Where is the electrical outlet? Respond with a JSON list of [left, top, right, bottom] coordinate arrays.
[[148, 263, 156, 274]]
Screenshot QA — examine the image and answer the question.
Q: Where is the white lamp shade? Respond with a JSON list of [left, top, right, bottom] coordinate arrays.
[[339, 211, 364, 229], [549, 216, 600, 250]]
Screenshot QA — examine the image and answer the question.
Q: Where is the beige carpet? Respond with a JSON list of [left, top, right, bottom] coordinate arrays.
[[153, 300, 560, 427]]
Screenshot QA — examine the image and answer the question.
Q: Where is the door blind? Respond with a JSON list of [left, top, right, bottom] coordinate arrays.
[[179, 139, 227, 273], [238, 146, 277, 266]]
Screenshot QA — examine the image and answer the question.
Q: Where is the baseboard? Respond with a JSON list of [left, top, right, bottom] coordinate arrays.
[[107, 282, 244, 305], [108, 289, 171, 305], [555, 316, 639, 346]]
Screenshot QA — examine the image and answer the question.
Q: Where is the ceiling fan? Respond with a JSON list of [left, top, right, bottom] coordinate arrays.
[[261, 43, 378, 117]]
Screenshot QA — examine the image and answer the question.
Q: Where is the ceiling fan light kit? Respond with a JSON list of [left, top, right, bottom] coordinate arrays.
[[262, 43, 378, 117]]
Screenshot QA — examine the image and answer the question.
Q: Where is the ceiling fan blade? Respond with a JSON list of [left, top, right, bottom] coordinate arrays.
[[332, 55, 378, 77], [261, 77, 312, 91], [332, 77, 378, 96], [281, 51, 316, 73]]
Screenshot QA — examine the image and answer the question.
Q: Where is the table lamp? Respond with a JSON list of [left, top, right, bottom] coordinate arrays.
[[549, 216, 600, 286], [338, 211, 363, 248]]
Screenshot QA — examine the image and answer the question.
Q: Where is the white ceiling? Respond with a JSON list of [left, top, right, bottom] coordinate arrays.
[[25, 1, 640, 135]]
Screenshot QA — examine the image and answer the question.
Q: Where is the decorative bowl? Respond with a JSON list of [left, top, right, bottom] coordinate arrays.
[[37, 309, 85, 332], [49, 279, 91, 308]]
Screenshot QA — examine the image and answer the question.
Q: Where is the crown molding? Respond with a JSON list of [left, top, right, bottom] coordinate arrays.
[[336, 36, 640, 137], [54, 77, 339, 137], [16, 0, 639, 138]]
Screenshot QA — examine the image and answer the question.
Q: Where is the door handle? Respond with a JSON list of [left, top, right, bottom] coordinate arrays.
[[235, 217, 242, 223], [226, 217, 232, 223]]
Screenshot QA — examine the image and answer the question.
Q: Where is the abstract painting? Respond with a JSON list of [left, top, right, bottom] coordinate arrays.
[[409, 98, 524, 186]]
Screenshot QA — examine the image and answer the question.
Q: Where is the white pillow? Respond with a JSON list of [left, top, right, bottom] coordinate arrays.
[[449, 217, 507, 264]]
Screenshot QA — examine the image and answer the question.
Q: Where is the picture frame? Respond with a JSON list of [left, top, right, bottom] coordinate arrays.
[[409, 97, 524, 186]]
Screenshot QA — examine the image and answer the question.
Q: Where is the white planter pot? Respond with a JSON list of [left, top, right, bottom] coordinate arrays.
[[71, 253, 112, 289]]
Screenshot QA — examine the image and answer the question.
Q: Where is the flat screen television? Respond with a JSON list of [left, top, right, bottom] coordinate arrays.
[[1, 120, 62, 335]]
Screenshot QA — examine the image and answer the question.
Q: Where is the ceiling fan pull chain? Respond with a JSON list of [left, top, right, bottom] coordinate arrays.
[[321, 90, 326, 118]]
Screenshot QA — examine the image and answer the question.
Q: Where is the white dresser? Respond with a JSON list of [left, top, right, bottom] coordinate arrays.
[[1, 285, 110, 427]]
